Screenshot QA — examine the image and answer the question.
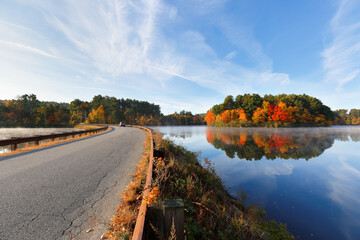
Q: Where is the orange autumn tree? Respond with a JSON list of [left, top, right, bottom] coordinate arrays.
[[277, 101, 299, 123], [205, 110, 216, 125], [238, 109, 247, 122], [252, 109, 266, 124], [221, 110, 232, 123]]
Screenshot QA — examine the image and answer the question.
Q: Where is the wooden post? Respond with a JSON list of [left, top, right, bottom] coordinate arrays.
[[34, 136, 40, 146], [163, 199, 184, 240], [11, 143, 17, 151], [145, 204, 164, 240], [10, 137, 17, 151]]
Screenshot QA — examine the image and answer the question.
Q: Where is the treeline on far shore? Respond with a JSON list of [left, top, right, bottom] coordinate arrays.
[[0, 94, 205, 128], [333, 109, 360, 125], [205, 94, 360, 127], [1, 93, 359, 128]]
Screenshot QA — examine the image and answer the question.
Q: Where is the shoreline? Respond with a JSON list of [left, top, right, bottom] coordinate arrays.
[[106, 129, 294, 239]]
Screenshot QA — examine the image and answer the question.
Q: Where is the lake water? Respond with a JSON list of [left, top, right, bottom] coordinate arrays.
[[0, 128, 81, 154], [152, 126, 360, 240]]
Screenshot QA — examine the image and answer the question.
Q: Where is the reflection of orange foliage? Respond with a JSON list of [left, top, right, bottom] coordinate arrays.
[[253, 134, 271, 154], [239, 134, 247, 145], [221, 133, 231, 145], [206, 128, 216, 143], [207, 128, 302, 155], [269, 135, 290, 152], [253, 134, 265, 148]]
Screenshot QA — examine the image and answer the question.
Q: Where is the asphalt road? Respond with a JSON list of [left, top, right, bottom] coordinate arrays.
[[0, 126, 146, 240]]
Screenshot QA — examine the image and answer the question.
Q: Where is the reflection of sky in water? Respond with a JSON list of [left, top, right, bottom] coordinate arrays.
[[152, 126, 360, 240]]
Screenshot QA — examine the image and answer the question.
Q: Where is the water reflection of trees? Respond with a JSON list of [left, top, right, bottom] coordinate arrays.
[[206, 127, 360, 160]]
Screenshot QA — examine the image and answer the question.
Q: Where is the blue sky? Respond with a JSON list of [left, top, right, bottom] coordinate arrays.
[[0, 0, 359, 114]]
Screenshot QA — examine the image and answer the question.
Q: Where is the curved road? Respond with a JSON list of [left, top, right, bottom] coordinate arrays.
[[0, 127, 146, 240]]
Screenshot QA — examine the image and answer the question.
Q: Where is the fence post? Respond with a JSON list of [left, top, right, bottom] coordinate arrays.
[[34, 136, 40, 146], [10, 137, 17, 151], [145, 204, 164, 240], [163, 199, 184, 240], [11, 143, 17, 151]]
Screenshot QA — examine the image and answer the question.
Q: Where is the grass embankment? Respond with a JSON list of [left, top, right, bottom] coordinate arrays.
[[105, 129, 152, 239], [106, 130, 294, 240], [74, 124, 104, 130], [0, 125, 109, 157]]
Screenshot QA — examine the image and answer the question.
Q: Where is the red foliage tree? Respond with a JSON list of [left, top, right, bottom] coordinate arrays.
[[268, 103, 289, 122]]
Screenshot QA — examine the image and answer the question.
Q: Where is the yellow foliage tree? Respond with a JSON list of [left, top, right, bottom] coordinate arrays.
[[87, 105, 106, 123], [252, 108, 267, 124], [230, 109, 239, 121]]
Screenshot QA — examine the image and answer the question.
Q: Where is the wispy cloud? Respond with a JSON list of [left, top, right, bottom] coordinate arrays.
[[328, 156, 360, 239], [1, 0, 292, 113], [0, 40, 57, 58], [0, 18, 30, 31], [35, 0, 178, 80], [322, 0, 360, 90], [225, 51, 237, 60], [29, 1, 288, 97]]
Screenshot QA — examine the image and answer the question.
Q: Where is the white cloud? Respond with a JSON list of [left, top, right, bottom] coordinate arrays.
[[34, 0, 288, 94], [328, 156, 360, 239], [0, 40, 57, 58], [225, 51, 237, 60], [322, 0, 360, 90], [261, 72, 290, 85], [0, 18, 30, 31], [0, 0, 292, 113]]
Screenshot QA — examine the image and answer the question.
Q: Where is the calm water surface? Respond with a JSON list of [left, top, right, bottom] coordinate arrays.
[[0, 128, 81, 154], [152, 126, 360, 240]]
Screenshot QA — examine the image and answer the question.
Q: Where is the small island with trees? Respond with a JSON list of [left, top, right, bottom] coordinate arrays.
[[205, 93, 360, 127]]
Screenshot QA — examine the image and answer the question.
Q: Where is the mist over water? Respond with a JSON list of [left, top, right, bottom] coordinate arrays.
[[0, 128, 81, 140], [0, 128, 81, 154], [152, 126, 360, 240]]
